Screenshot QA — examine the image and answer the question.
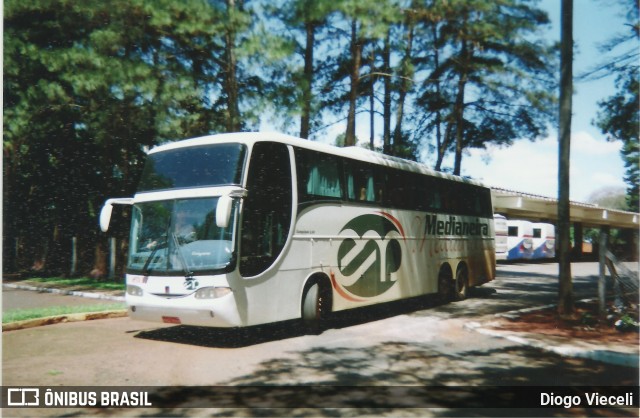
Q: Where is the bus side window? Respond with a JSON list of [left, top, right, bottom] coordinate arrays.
[[345, 161, 373, 201], [481, 189, 493, 218], [296, 149, 342, 201], [420, 177, 438, 212], [458, 184, 472, 216], [441, 181, 454, 212], [471, 190, 482, 217], [508, 226, 519, 237], [449, 182, 462, 214], [386, 169, 405, 208], [430, 179, 442, 212], [346, 162, 378, 203], [374, 167, 386, 204]]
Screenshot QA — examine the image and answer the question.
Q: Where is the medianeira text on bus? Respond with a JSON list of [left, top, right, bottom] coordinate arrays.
[[424, 215, 490, 236]]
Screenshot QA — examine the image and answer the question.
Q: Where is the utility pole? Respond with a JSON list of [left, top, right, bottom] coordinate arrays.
[[558, 0, 574, 316]]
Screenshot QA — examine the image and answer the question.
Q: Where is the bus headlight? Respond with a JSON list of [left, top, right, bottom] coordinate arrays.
[[127, 285, 143, 297], [195, 286, 232, 299]]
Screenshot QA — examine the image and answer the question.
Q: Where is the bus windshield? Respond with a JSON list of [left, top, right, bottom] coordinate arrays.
[[137, 143, 246, 192], [127, 197, 237, 275]]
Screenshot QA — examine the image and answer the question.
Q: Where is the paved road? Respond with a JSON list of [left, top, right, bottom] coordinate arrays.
[[3, 262, 638, 416]]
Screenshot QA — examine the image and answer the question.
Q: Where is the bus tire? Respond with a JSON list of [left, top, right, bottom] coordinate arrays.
[[437, 264, 454, 303], [302, 281, 327, 334], [454, 264, 469, 301]]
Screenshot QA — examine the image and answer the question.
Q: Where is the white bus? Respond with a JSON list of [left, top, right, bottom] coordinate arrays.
[[506, 220, 534, 260], [493, 214, 508, 260], [100, 132, 495, 330], [532, 223, 556, 259]]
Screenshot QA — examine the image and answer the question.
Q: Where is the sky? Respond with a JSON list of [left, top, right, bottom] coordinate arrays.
[[461, 0, 632, 202]]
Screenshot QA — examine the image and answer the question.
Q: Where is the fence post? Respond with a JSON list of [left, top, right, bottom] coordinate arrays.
[[70, 236, 77, 277], [598, 230, 607, 317], [109, 237, 117, 280]]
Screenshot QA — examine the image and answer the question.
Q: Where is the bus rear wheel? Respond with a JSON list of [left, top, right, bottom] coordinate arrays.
[[302, 282, 327, 334], [454, 264, 469, 301], [437, 264, 454, 303]]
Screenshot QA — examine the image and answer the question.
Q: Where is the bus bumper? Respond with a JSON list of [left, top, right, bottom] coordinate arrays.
[[126, 293, 243, 328]]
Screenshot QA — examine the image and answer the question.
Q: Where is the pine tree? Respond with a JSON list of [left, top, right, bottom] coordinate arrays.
[[3, 0, 232, 274], [592, 0, 639, 212], [413, 0, 557, 174]]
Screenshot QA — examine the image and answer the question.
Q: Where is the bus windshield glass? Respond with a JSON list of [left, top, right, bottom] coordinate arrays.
[[137, 143, 247, 192], [127, 197, 237, 275]]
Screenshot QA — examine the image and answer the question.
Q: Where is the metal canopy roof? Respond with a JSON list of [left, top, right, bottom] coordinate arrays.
[[491, 188, 639, 229]]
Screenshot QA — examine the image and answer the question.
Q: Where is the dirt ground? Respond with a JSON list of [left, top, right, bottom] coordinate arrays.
[[493, 299, 639, 346]]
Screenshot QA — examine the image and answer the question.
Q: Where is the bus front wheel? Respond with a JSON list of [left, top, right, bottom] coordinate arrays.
[[302, 282, 326, 334]]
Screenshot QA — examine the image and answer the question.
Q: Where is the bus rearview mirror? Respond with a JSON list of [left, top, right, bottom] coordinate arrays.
[[100, 203, 114, 232], [99, 198, 134, 233], [216, 195, 233, 228]]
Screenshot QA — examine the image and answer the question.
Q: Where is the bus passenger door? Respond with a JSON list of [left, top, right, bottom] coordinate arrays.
[[240, 142, 293, 277]]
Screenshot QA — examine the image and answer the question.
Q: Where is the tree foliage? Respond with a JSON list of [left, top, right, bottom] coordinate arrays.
[[0, 0, 578, 276], [3, 0, 255, 274], [413, 0, 557, 174], [593, 0, 639, 211]]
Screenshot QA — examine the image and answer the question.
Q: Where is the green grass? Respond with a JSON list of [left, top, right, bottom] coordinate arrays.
[[3, 303, 127, 324], [22, 276, 125, 291]]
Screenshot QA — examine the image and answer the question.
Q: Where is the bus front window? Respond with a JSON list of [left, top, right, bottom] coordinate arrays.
[[137, 143, 246, 192], [128, 197, 237, 275]]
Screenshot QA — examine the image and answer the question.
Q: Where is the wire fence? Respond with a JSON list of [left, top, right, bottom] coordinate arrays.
[[605, 250, 639, 309]]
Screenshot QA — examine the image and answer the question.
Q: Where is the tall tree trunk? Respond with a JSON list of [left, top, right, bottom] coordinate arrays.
[[452, 82, 466, 176], [225, 0, 241, 132], [369, 47, 376, 149], [45, 224, 65, 276], [345, 19, 361, 147], [558, 0, 574, 316], [392, 21, 414, 156], [92, 239, 108, 279], [435, 122, 453, 172], [3, 153, 17, 272], [382, 30, 392, 154], [300, 18, 315, 139], [432, 25, 444, 171], [453, 41, 469, 176]]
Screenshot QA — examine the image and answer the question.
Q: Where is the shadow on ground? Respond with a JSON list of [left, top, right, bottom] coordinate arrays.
[[131, 268, 575, 348], [134, 291, 487, 348], [134, 320, 304, 348], [117, 263, 640, 417], [137, 343, 638, 416], [134, 262, 629, 347]]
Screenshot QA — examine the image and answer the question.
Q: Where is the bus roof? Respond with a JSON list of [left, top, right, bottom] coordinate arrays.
[[149, 132, 487, 189]]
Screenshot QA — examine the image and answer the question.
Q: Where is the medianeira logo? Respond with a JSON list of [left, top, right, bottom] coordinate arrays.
[[333, 212, 405, 301]]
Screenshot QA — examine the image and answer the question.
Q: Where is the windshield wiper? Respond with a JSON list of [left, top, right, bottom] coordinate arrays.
[[142, 239, 167, 276], [170, 231, 194, 279]]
